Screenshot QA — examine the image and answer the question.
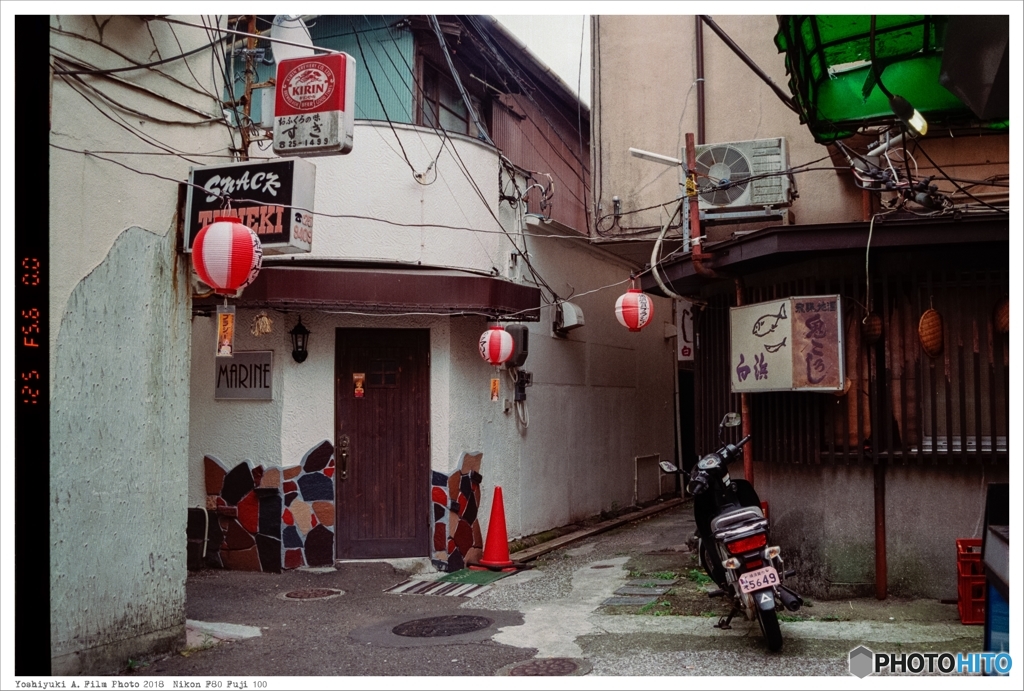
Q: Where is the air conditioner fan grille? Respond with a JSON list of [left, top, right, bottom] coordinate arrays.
[[696, 145, 751, 207]]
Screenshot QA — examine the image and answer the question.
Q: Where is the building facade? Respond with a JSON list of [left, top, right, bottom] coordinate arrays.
[[591, 14, 1011, 599], [187, 15, 675, 575]]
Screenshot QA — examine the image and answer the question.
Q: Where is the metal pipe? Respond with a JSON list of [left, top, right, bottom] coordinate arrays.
[[699, 15, 800, 114], [685, 133, 719, 278], [874, 458, 888, 599], [736, 278, 753, 486], [695, 16, 706, 145]]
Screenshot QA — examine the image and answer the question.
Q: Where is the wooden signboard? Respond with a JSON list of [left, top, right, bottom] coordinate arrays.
[[730, 295, 844, 393]]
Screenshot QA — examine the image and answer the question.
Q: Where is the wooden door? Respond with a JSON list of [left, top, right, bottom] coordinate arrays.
[[335, 329, 430, 558]]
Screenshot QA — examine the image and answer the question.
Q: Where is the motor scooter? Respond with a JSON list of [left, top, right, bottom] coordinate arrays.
[[660, 412, 803, 651]]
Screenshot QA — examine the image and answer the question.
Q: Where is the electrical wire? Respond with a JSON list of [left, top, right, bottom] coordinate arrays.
[[910, 139, 1009, 215], [52, 34, 221, 75]]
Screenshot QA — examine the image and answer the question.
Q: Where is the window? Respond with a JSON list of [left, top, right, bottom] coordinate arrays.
[[420, 61, 470, 134]]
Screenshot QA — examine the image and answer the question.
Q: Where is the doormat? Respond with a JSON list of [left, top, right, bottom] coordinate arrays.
[[438, 568, 514, 586], [383, 578, 492, 598]]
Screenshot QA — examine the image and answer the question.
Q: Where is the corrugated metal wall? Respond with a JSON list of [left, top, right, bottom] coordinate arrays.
[[492, 93, 590, 235], [694, 260, 1009, 466]]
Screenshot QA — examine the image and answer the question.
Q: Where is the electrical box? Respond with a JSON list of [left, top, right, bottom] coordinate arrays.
[[504, 323, 529, 368]]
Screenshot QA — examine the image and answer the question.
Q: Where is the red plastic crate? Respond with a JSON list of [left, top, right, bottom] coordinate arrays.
[[956, 538, 985, 625]]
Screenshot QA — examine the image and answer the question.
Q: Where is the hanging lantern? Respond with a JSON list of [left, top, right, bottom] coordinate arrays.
[[994, 297, 1009, 334], [191, 216, 263, 295], [918, 308, 944, 358], [479, 325, 514, 366], [861, 313, 883, 344], [615, 288, 654, 332]]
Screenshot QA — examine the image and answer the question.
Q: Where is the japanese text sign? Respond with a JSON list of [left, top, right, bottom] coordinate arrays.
[[273, 53, 356, 156], [730, 295, 844, 393], [677, 298, 695, 362]]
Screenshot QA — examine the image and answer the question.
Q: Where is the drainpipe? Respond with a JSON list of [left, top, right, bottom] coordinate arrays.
[[735, 279, 753, 487], [684, 133, 717, 279], [695, 16, 706, 145]]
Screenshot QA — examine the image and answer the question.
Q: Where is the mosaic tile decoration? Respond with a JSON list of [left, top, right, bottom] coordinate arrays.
[[198, 440, 336, 573], [431, 452, 484, 572]]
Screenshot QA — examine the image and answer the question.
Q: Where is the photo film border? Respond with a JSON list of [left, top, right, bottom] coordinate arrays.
[[15, 14, 52, 675]]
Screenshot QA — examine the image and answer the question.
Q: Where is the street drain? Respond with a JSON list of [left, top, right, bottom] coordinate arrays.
[[392, 615, 493, 638], [590, 564, 615, 569], [281, 588, 343, 600]]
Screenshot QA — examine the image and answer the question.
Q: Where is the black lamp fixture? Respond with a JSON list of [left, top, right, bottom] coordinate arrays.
[[870, 16, 928, 137], [289, 316, 310, 363]]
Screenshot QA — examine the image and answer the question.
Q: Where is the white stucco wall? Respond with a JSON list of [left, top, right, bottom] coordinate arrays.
[[259, 122, 505, 274], [49, 15, 235, 673]]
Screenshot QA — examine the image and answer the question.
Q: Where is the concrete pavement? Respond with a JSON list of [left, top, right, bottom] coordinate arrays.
[[123, 499, 983, 678]]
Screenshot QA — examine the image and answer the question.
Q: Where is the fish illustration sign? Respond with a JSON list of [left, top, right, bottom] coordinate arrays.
[[730, 295, 845, 392]]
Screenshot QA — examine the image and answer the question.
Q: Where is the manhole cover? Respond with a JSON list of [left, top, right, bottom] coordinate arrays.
[[392, 615, 493, 638], [509, 658, 582, 676], [282, 588, 342, 600]]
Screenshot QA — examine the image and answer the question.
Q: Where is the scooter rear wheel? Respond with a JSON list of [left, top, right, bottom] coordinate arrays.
[[756, 606, 783, 652]]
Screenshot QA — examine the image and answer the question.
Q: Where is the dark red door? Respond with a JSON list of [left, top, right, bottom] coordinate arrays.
[[335, 329, 430, 558]]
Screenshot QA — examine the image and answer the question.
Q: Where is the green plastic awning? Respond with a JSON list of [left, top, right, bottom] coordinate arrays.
[[774, 15, 1009, 143]]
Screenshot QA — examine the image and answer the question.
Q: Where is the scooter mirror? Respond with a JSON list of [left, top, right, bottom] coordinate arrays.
[[721, 412, 742, 428], [658, 461, 680, 474]]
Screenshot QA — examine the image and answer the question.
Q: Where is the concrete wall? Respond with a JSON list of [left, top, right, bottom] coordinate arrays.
[[759, 461, 1009, 599], [49, 16, 235, 673]]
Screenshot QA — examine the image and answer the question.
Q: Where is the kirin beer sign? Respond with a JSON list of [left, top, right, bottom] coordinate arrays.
[[273, 53, 356, 157]]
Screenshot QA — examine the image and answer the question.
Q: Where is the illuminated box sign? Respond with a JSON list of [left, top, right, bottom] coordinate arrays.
[[730, 295, 845, 393], [185, 158, 315, 255], [215, 351, 273, 400], [273, 53, 356, 156]]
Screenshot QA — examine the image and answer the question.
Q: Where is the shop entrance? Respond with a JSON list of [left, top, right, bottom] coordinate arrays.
[[334, 329, 430, 558]]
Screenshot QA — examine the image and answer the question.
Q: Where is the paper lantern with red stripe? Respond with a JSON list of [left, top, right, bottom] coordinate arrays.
[[192, 216, 263, 295], [615, 288, 654, 332], [478, 325, 514, 366]]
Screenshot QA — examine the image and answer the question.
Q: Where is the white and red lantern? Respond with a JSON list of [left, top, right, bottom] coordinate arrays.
[[191, 216, 263, 295], [615, 288, 654, 332], [479, 325, 514, 366]]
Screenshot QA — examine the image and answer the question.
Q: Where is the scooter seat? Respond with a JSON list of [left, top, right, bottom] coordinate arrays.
[[710, 506, 764, 534]]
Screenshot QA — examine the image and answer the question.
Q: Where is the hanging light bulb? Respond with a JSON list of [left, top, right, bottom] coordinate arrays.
[[888, 95, 929, 137]]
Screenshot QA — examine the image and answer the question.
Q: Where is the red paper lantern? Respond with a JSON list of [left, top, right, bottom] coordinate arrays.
[[479, 325, 514, 365], [192, 216, 263, 295], [615, 288, 654, 332]]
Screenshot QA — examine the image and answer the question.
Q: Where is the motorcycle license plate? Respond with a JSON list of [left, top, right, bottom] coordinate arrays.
[[738, 565, 779, 594]]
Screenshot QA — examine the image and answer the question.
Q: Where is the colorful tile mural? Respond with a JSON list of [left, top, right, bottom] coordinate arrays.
[[431, 451, 484, 572], [188, 440, 336, 572]]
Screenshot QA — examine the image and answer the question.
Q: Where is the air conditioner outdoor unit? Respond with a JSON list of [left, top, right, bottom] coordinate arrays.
[[694, 138, 795, 211]]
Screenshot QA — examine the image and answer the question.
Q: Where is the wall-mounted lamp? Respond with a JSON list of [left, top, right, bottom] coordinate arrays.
[[289, 317, 310, 363]]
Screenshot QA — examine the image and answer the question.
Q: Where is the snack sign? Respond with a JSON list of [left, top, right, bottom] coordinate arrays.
[[273, 53, 356, 156]]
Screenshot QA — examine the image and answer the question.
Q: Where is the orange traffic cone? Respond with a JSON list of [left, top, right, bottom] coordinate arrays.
[[472, 486, 517, 571]]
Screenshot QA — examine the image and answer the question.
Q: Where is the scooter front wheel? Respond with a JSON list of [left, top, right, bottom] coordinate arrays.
[[756, 606, 783, 652]]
